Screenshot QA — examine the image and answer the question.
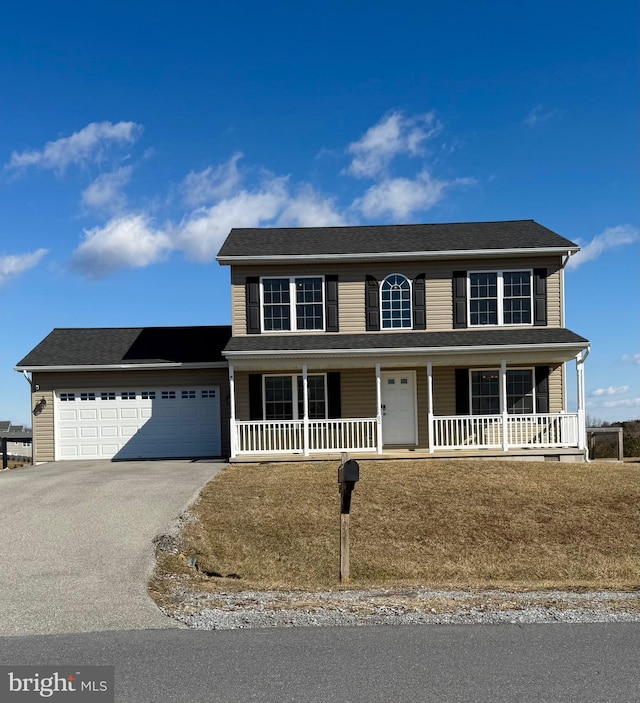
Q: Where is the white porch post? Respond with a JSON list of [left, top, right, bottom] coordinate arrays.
[[427, 362, 434, 453], [500, 359, 509, 451], [302, 364, 309, 457], [229, 363, 237, 459], [375, 363, 383, 454], [576, 352, 587, 451]]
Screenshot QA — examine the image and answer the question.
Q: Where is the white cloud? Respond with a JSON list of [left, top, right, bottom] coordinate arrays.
[[181, 153, 243, 206], [0, 249, 48, 286], [174, 177, 346, 262], [81, 166, 133, 212], [353, 170, 474, 220], [602, 398, 640, 409], [523, 104, 558, 129], [346, 111, 441, 179], [71, 215, 172, 279], [174, 178, 290, 262], [567, 225, 639, 269], [622, 353, 640, 365], [276, 185, 346, 228], [6, 121, 142, 174], [591, 386, 629, 397]]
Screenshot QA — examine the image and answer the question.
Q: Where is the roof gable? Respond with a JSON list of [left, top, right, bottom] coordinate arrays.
[[217, 220, 578, 261]]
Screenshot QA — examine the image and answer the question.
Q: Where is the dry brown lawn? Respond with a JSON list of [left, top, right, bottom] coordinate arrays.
[[152, 459, 640, 596]]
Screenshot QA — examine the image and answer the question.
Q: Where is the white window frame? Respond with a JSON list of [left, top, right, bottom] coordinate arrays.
[[262, 373, 328, 420], [467, 269, 533, 327], [260, 276, 325, 333], [469, 367, 536, 415], [380, 273, 413, 330]]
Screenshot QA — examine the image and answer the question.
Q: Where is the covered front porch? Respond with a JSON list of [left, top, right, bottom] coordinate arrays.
[[227, 342, 590, 460]]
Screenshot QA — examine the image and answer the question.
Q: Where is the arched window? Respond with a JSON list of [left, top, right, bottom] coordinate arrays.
[[381, 274, 412, 329]]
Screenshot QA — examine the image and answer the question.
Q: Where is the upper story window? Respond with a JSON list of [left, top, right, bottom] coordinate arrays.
[[469, 270, 532, 326], [261, 277, 324, 332], [381, 274, 412, 329]]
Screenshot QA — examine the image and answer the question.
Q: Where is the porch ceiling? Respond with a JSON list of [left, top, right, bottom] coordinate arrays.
[[225, 328, 589, 370]]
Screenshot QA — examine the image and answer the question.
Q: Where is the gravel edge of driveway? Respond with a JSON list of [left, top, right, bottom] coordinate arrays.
[[156, 587, 640, 630]]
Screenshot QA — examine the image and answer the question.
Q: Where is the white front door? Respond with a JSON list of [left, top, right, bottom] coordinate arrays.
[[381, 372, 417, 445]]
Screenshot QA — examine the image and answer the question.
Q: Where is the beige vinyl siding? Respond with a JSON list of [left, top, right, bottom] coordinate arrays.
[[31, 389, 55, 463], [31, 368, 231, 462], [549, 363, 564, 413], [230, 256, 563, 336]]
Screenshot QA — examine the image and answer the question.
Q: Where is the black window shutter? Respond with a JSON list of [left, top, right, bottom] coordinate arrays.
[[325, 275, 339, 332], [455, 369, 470, 415], [248, 374, 263, 420], [452, 271, 467, 329], [365, 275, 380, 331], [327, 372, 341, 418], [412, 273, 426, 330], [533, 268, 547, 326], [246, 277, 261, 334], [535, 366, 550, 413]]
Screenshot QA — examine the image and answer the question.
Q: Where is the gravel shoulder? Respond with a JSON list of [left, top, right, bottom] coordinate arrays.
[[157, 586, 640, 630]]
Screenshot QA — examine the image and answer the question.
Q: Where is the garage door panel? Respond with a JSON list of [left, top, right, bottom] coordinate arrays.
[[60, 428, 78, 439], [56, 386, 221, 460], [100, 427, 118, 438]]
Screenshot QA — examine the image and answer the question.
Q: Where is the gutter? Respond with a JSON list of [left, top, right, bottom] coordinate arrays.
[[14, 361, 228, 373], [217, 247, 580, 266], [223, 341, 589, 359]]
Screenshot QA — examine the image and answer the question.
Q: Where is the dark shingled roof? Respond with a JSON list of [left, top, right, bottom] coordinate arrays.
[[224, 328, 589, 354], [17, 326, 232, 368], [217, 220, 578, 259]]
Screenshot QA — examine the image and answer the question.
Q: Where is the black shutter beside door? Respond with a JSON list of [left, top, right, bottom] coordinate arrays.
[[327, 372, 341, 418]]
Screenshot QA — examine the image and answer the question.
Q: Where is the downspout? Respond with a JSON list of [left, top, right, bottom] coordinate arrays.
[[577, 346, 591, 462]]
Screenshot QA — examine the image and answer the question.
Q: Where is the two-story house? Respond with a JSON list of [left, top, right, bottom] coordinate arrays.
[[16, 220, 589, 464], [217, 220, 589, 461]]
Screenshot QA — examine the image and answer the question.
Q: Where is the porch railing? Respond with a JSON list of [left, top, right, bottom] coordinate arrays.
[[432, 413, 580, 451], [234, 418, 378, 456]]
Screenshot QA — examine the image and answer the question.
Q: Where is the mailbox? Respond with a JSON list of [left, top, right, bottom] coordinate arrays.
[[338, 459, 360, 485]]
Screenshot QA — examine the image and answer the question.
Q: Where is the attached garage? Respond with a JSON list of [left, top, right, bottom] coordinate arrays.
[[15, 326, 232, 463], [55, 386, 221, 460]]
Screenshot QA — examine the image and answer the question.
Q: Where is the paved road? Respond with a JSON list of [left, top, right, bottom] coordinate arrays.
[[1, 624, 638, 702], [0, 460, 225, 636]]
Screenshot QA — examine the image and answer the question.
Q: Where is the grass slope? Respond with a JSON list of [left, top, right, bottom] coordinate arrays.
[[153, 460, 640, 594]]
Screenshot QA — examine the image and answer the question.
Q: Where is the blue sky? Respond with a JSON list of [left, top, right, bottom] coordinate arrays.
[[0, 0, 638, 426]]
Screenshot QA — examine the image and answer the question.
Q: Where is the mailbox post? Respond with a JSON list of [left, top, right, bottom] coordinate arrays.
[[338, 454, 359, 583]]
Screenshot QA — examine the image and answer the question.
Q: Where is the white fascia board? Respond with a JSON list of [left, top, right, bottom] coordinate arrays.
[[217, 247, 579, 265], [223, 342, 588, 360], [14, 362, 228, 373]]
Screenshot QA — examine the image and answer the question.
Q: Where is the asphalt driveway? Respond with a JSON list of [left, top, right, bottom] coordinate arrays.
[[0, 459, 225, 636]]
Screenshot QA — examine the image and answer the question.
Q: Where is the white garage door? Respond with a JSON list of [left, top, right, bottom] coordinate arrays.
[[55, 386, 221, 460]]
